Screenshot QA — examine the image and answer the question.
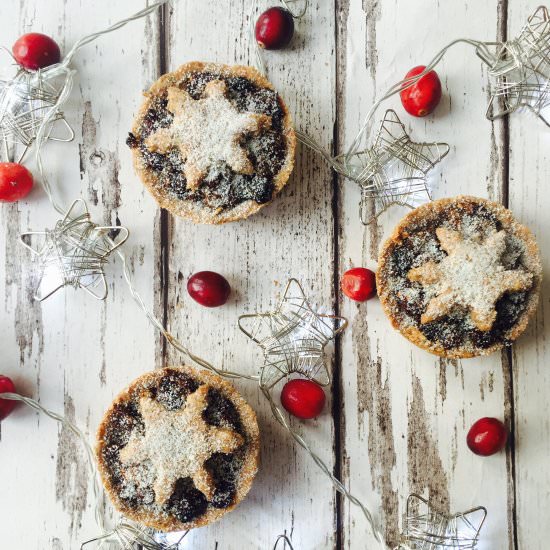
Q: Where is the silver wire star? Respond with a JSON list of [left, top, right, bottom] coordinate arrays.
[[20, 199, 129, 301], [398, 494, 487, 549], [477, 6, 550, 126], [0, 49, 74, 162], [341, 109, 449, 225], [238, 279, 347, 389]]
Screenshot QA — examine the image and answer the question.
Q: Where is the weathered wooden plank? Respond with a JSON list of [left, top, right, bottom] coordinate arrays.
[[163, 1, 337, 548], [0, 1, 161, 547], [507, 3, 550, 549], [336, 1, 513, 548]]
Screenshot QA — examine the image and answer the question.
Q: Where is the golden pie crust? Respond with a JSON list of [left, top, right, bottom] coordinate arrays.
[[96, 366, 260, 531], [377, 196, 542, 358], [130, 62, 296, 224]]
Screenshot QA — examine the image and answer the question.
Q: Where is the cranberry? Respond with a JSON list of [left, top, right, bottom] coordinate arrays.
[[0, 375, 17, 421], [255, 7, 294, 50], [341, 267, 377, 302], [12, 33, 61, 70], [281, 379, 326, 420], [467, 417, 508, 456], [0, 163, 33, 202], [400, 65, 442, 117], [187, 271, 231, 308]]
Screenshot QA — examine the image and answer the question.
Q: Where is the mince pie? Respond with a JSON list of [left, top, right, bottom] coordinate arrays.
[[127, 62, 296, 224], [377, 196, 542, 358], [96, 366, 260, 531]]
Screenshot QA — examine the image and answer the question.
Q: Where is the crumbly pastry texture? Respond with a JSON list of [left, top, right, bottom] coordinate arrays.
[[377, 196, 542, 358], [128, 62, 296, 224], [96, 366, 260, 531]]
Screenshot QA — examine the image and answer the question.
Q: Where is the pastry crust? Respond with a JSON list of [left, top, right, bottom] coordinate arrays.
[[96, 366, 260, 531], [377, 196, 542, 358], [130, 62, 296, 224]]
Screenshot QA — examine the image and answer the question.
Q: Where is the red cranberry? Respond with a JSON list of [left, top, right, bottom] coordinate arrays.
[[255, 7, 294, 50], [187, 271, 231, 308], [467, 417, 508, 456], [0, 375, 17, 421], [341, 267, 377, 302], [400, 65, 442, 117], [0, 163, 33, 202], [281, 379, 326, 420], [12, 33, 61, 70]]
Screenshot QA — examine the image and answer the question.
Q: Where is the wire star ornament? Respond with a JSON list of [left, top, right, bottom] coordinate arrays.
[[348, 109, 450, 225], [20, 199, 129, 301], [0, 48, 74, 162], [298, 109, 449, 225], [477, 5, 550, 126], [238, 279, 347, 389], [397, 494, 487, 550]]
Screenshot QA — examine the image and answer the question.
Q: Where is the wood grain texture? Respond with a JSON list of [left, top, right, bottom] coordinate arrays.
[[507, 2, 550, 549], [163, 2, 337, 548], [0, 1, 161, 547], [1, 0, 549, 548], [336, 1, 514, 548]]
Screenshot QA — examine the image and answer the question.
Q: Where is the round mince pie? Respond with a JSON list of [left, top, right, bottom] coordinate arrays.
[[96, 366, 260, 531], [377, 196, 542, 358], [127, 62, 296, 224]]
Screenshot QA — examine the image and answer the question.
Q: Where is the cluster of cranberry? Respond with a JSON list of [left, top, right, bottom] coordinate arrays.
[[0, 32, 62, 203]]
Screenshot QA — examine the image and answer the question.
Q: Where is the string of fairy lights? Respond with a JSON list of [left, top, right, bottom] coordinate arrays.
[[0, 1, 548, 548]]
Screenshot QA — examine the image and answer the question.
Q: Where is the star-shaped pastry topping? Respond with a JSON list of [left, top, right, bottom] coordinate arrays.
[[20, 199, 128, 301], [238, 279, 347, 389], [119, 385, 244, 505], [408, 227, 533, 331], [145, 80, 271, 190]]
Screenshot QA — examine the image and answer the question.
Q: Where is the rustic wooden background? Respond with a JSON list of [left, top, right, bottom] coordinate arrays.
[[0, 0, 548, 548]]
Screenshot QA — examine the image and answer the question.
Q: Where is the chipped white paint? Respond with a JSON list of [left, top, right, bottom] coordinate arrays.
[[0, 0, 547, 549], [0, 1, 161, 548]]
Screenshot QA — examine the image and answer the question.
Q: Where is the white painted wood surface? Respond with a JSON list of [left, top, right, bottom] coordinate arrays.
[[0, 1, 547, 549]]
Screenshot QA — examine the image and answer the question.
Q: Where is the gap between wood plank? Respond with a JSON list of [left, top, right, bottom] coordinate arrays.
[[159, 1, 170, 369], [333, 1, 346, 549], [496, 1, 519, 549]]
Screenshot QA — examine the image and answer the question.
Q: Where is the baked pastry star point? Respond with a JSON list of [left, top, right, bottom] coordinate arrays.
[[119, 384, 244, 505], [408, 228, 533, 331], [145, 80, 272, 191]]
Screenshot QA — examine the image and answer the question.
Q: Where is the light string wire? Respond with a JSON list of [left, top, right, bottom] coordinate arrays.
[[10, 1, 499, 548], [297, 38, 492, 181], [0, 391, 189, 550], [261, 386, 384, 546], [0, 47, 75, 164], [251, 0, 309, 76]]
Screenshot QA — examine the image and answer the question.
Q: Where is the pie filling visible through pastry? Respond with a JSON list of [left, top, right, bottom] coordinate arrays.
[[377, 196, 542, 358], [96, 366, 260, 531], [127, 62, 295, 223]]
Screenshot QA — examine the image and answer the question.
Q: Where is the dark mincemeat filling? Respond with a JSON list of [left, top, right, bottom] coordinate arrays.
[[386, 202, 530, 351], [101, 369, 247, 523], [127, 72, 288, 211]]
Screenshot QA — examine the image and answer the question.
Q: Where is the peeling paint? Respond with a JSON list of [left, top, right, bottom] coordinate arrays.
[[363, 0, 381, 84], [4, 205, 44, 364], [353, 304, 399, 545], [79, 101, 122, 225], [408, 375, 450, 513], [55, 395, 89, 535]]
